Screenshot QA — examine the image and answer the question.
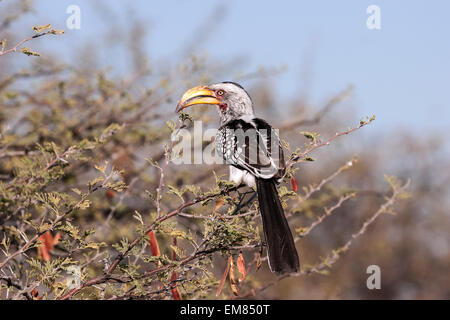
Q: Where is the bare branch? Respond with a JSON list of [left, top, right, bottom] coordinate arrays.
[[237, 179, 410, 299], [0, 28, 64, 57]]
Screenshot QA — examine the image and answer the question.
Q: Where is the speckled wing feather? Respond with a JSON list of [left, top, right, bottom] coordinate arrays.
[[215, 117, 285, 180]]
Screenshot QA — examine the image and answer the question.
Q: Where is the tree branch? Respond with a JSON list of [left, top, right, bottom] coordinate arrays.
[[236, 179, 410, 299], [0, 28, 64, 57]]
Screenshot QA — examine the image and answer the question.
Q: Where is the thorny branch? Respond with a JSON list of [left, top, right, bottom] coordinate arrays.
[[58, 183, 241, 300], [55, 117, 383, 300], [0, 175, 112, 270], [0, 28, 64, 57], [0, 36, 409, 299], [281, 85, 353, 131], [284, 116, 375, 177], [155, 119, 184, 219], [236, 179, 411, 299]]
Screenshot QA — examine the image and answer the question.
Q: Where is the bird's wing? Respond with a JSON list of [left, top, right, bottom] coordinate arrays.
[[216, 118, 285, 180]]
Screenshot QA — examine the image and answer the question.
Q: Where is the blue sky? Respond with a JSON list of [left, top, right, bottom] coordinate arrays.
[[9, 0, 450, 132]]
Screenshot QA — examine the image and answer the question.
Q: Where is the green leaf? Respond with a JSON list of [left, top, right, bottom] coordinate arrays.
[[49, 29, 65, 35], [167, 185, 185, 200], [72, 188, 82, 196], [133, 211, 144, 225], [21, 47, 40, 57], [166, 120, 176, 132], [77, 200, 91, 210], [300, 131, 319, 142], [33, 24, 51, 33], [100, 123, 122, 142]]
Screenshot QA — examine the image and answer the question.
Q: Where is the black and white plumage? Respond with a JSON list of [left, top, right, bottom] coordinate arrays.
[[215, 117, 285, 185], [176, 81, 300, 274]]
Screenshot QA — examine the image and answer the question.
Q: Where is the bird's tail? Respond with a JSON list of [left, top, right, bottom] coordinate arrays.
[[256, 178, 300, 274]]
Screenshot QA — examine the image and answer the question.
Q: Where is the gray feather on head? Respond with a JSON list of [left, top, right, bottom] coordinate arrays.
[[209, 82, 254, 124]]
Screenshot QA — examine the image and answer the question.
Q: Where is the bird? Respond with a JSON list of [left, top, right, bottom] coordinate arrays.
[[176, 81, 299, 274]]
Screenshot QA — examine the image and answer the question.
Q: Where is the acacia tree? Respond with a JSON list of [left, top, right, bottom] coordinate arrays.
[[0, 5, 411, 300]]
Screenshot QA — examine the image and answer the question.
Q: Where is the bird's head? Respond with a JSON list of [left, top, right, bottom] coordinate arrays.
[[176, 81, 254, 124]]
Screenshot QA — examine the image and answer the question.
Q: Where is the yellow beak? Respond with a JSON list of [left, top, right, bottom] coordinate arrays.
[[175, 86, 220, 113]]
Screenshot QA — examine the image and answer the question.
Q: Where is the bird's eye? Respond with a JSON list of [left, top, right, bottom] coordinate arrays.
[[217, 90, 225, 96]]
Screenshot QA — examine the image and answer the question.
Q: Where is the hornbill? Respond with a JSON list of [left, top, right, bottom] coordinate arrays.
[[176, 81, 299, 274]]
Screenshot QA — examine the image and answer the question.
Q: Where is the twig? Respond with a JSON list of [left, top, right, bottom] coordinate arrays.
[[58, 184, 241, 300], [0, 177, 111, 271], [0, 275, 32, 300], [236, 179, 410, 299], [284, 118, 374, 176], [296, 193, 355, 239], [0, 30, 62, 57], [281, 86, 353, 131], [0, 150, 39, 159], [305, 180, 410, 274], [155, 119, 184, 218], [103, 176, 139, 227], [285, 158, 356, 220]]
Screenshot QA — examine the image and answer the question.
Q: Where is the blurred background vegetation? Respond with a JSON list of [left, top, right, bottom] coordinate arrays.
[[0, 0, 449, 299]]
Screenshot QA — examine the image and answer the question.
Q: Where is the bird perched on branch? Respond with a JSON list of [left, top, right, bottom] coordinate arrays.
[[176, 81, 299, 274]]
